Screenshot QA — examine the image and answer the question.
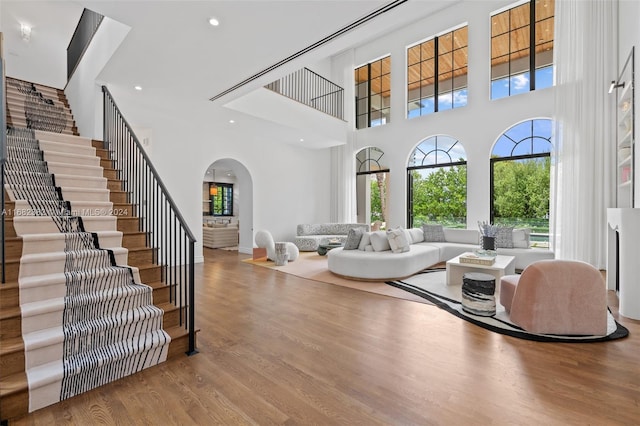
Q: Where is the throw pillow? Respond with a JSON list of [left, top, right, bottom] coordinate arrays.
[[370, 231, 391, 252], [512, 228, 531, 248], [387, 228, 411, 253], [408, 227, 424, 243], [343, 228, 363, 250], [422, 224, 446, 242], [495, 225, 515, 248], [358, 232, 371, 251]]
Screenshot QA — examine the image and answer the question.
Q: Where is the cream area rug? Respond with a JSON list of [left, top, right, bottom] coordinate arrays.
[[243, 252, 432, 305]]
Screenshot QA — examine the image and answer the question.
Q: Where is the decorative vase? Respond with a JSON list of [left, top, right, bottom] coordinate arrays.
[[274, 242, 289, 266], [481, 236, 496, 251]]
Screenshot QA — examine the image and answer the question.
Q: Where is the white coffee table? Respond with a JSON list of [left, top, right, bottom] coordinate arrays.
[[446, 253, 516, 286]]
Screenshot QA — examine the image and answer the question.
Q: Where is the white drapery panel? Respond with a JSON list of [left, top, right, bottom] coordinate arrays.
[[330, 140, 357, 223], [551, 0, 617, 268]]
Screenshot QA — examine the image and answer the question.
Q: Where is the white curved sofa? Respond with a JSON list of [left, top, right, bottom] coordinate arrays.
[[328, 227, 554, 280]]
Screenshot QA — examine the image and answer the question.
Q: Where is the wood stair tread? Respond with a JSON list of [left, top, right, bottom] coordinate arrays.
[[0, 336, 24, 355], [0, 371, 28, 397], [0, 306, 21, 321]]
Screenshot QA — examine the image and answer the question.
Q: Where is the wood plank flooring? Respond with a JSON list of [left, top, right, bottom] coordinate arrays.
[[8, 248, 640, 425]]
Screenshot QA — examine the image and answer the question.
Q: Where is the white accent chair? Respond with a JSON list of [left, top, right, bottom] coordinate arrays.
[[254, 230, 299, 262]]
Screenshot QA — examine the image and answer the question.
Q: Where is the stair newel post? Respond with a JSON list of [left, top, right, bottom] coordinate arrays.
[[188, 238, 197, 355]]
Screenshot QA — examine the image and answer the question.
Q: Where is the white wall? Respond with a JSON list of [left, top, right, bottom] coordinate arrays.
[[102, 84, 331, 262], [65, 17, 130, 139], [332, 0, 554, 229]]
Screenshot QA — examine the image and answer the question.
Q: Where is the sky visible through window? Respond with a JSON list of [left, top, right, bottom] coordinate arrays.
[[491, 66, 554, 100], [492, 118, 553, 158]]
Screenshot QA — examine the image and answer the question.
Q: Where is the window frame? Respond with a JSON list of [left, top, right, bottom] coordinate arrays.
[[407, 23, 468, 118], [490, 0, 554, 99], [406, 135, 468, 228], [355, 55, 391, 129], [489, 119, 553, 243], [209, 183, 234, 216]]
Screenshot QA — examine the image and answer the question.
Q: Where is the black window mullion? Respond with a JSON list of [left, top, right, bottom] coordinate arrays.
[[367, 63, 372, 127], [434, 37, 439, 112], [529, 0, 536, 91]]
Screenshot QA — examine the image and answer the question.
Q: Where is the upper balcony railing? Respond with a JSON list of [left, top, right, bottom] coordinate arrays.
[[265, 68, 344, 120]]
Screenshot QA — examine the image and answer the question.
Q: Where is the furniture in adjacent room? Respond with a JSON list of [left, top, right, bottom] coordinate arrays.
[[202, 223, 238, 248], [500, 260, 608, 335]]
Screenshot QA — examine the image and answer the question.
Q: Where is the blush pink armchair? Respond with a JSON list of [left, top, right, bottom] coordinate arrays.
[[500, 260, 608, 335]]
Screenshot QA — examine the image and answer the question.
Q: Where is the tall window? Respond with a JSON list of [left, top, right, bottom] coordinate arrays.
[[209, 183, 233, 216], [407, 136, 467, 228], [355, 56, 391, 129], [407, 25, 468, 118], [491, 119, 552, 246], [491, 0, 554, 100], [356, 147, 389, 227]]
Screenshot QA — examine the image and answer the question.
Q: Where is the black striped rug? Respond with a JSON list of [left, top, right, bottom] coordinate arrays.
[[387, 269, 628, 343]]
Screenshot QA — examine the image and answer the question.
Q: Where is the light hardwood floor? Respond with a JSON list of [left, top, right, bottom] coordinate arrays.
[[10, 249, 640, 425]]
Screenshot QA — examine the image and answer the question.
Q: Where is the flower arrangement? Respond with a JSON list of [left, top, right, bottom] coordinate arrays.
[[478, 221, 499, 237]]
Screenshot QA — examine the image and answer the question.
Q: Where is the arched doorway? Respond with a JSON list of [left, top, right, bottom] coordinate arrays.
[[202, 159, 253, 255]]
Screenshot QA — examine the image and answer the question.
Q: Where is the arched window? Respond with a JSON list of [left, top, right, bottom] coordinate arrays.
[[407, 135, 467, 228], [491, 118, 553, 246]]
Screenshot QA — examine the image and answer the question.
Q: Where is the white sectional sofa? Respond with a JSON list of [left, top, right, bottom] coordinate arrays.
[[327, 227, 554, 280], [294, 223, 370, 251]]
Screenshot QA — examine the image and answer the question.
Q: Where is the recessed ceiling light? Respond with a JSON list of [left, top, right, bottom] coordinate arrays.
[[134, 86, 142, 91], [209, 17, 219, 26], [299, 138, 304, 142], [229, 119, 235, 124]]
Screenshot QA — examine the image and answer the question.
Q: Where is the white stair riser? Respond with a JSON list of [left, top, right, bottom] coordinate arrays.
[[60, 188, 110, 202], [47, 162, 104, 178], [53, 175, 107, 190], [13, 216, 118, 235], [19, 250, 129, 278], [35, 130, 91, 147], [39, 140, 95, 157], [43, 151, 100, 167], [20, 232, 123, 256], [19, 267, 138, 304]]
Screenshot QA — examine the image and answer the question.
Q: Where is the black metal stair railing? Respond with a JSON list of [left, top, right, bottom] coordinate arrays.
[[102, 86, 197, 355], [265, 67, 344, 119]]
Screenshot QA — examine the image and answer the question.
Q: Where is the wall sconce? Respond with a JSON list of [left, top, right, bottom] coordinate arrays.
[[209, 186, 218, 196], [609, 80, 625, 94], [21, 24, 32, 42]]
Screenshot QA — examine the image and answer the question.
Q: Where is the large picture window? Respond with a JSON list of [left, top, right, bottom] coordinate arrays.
[[407, 136, 467, 228], [491, 119, 553, 246], [355, 56, 391, 129], [407, 25, 468, 118], [490, 0, 554, 100], [209, 183, 233, 216]]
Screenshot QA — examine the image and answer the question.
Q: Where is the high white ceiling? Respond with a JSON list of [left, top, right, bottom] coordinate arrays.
[[1, 0, 459, 149]]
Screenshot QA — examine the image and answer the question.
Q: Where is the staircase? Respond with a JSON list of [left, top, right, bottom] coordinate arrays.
[[1, 78, 195, 421]]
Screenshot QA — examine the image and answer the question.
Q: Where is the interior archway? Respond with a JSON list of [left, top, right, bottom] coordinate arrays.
[[202, 158, 254, 255]]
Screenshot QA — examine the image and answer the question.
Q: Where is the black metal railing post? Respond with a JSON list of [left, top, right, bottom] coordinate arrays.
[[265, 67, 344, 119], [1, 37, 7, 284], [102, 86, 197, 355]]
